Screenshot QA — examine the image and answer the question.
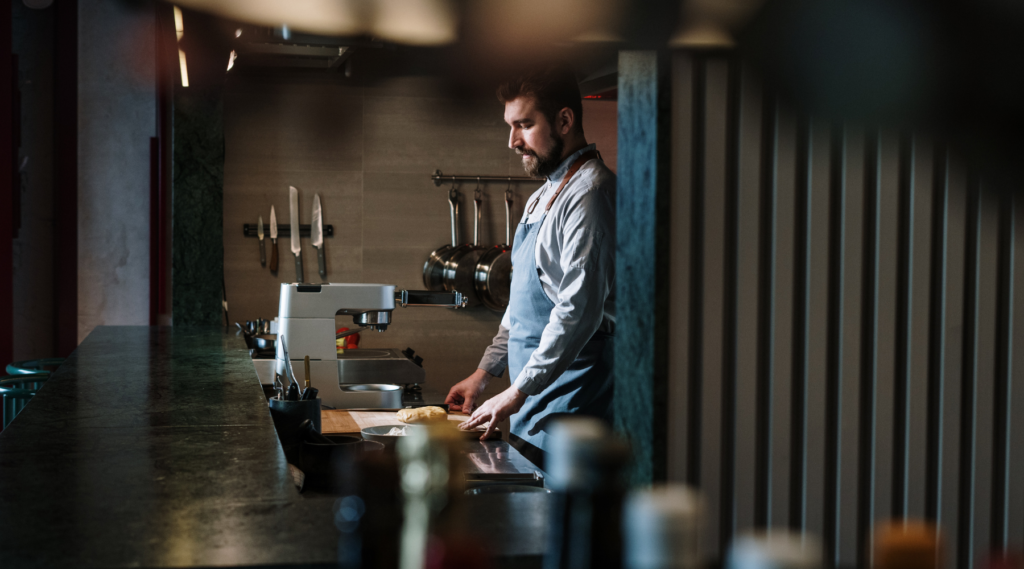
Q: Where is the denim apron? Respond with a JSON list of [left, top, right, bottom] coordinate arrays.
[[507, 161, 614, 459]]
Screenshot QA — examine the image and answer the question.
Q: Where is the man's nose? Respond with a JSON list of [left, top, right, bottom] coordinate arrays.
[[508, 128, 519, 150]]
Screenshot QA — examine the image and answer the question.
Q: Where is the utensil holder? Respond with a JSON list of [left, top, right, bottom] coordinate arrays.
[[269, 396, 322, 464]]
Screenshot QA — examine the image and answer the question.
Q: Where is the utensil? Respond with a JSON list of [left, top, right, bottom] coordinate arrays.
[[298, 419, 335, 444], [312, 193, 326, 281], [422, 187, 461, 291], [269, 206, 279, 273], [442, 185, 486, 307], [289, 186, 303, 283], [474, 188, 514, 311], [252, 334, 276, 350], [303, 355, 311, 390], [360, 424, 426, 448], [257, 215, 266, 266]]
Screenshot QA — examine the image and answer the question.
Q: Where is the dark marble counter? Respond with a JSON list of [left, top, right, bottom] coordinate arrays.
[[0, 326, 546, 568], [0, 327, 340, 568]]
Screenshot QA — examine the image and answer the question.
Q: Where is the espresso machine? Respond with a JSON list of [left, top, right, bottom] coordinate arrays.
[[258, 283, 464, 409]]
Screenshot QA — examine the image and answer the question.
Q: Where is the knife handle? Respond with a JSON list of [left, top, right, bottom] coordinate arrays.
[[317, 246, 326, 280], [270, 239, 278, 273], [295, 253, 304, 284], [259, 238, 266, 266]]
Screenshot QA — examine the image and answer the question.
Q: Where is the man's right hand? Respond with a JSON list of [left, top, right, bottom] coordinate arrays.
[[445, 369, 494, 414]]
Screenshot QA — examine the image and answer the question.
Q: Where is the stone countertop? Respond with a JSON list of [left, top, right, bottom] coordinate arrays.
[[0, 326, 545, 568], [0, 326, 341, 568]]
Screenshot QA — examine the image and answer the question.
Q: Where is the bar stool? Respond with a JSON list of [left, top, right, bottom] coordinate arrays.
[[0, 374, 49, 429], [6, 358, 65, 376]]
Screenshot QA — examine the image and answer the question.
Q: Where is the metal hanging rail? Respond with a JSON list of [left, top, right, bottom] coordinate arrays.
[[431, 169, 544, 187]]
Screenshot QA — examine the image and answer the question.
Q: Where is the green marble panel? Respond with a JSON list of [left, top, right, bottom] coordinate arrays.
[[173, 88, 224, 325], [614, 51, 671, 485]]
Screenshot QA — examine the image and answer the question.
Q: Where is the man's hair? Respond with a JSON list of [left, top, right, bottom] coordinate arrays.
[[497, 65, 584, 135]]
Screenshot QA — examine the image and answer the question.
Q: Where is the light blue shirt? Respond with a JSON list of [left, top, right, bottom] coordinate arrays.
[[477, 144, 616, 395]]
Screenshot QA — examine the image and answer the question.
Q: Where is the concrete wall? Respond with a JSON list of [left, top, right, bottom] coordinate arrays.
[[77, 0, 155, 342], [222, 71, 616, 401], [11, 2, 54, 360]]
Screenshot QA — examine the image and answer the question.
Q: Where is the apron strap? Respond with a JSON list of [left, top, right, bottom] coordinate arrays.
[[527, 150, 599, 215]]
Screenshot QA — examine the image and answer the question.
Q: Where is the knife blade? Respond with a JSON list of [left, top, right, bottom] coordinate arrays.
[[312, 193, 326, 280], [289, 186, 303, 283], [269, 206, 279, 273], [257, 215, 266, 266]]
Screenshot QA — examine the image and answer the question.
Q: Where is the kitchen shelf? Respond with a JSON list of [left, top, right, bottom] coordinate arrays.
[[242, 224, 333, 238]]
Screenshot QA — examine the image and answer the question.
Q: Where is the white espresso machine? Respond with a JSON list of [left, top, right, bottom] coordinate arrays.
[[270, 283, 465, 409]]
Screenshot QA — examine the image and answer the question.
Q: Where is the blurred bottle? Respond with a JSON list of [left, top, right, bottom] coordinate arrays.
[[543, 417, 630, 569], [982, 550, 1024, 569], [398, 423, 490, 569], [622, 484, 702, 569], [726, 530, 822, 569], [336, 451, 403, 569], [872, 520, 941, 569]]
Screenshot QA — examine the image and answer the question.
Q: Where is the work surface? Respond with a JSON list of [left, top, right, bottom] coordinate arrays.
[[0, 326, 542, 568]]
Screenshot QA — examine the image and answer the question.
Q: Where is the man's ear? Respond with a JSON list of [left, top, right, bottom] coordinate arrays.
[[558, 107, 575, 135]]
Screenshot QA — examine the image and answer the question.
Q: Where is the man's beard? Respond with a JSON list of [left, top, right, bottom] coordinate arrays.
[[517, 134, 564, 178]]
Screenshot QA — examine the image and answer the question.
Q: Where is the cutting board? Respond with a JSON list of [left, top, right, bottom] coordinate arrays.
[[322, 409, 472, 435]]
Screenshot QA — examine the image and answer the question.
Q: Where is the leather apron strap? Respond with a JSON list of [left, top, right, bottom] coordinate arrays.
[[526, 150, 599, 215]]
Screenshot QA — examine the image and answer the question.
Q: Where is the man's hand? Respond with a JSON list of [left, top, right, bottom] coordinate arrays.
[[460, 386, 528, 441], [444, 369, 493, 414]]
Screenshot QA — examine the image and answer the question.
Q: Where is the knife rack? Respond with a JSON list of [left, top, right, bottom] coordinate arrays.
[[242, 224, 334, 238]]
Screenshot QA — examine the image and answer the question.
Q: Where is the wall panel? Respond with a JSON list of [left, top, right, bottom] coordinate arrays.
[[668, 52, 1024, 568]]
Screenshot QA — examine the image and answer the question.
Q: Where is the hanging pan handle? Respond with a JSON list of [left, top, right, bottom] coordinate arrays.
[[448, 186, 459, 247], [504, 188, 513, 246]]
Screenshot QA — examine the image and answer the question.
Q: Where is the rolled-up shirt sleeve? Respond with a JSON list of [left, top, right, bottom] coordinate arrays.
[[477, 309, 511, 378], [512, 186, 614, 395]]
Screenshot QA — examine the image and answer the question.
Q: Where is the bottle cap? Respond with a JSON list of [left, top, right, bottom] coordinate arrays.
[[546, 417, 627, 491], [623, 484, 702, 569], [727, 530, 822, 569], [873, 520, 941, 569]]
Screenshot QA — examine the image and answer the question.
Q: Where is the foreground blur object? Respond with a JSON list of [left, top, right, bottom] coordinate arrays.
[[544, 417, 629, 569], [170, 0, 456, 44], [398, 423, 489, 569], [622, 484, 702, 569], [726, 530, 822, 569], [872, 520, 941, 569]]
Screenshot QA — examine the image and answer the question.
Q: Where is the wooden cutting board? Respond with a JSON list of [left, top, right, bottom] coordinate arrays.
[[322, 409, 471, 434]]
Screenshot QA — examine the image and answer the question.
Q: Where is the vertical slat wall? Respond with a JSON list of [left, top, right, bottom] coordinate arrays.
[[666, 52, 1024, 569]]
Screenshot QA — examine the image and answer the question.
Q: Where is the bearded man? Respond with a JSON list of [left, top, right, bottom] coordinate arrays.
[[447, 66, 616, 468]]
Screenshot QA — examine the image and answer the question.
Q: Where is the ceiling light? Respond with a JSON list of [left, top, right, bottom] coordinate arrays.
[[174, 6, 184, 41], [178, 49, 189, 87]]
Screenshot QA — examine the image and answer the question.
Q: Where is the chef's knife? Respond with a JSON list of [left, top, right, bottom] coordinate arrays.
[[269, 206, 279, 273], [257, 215, 266, 266], [289, 186, 303, 283], [312, 193, 326, 280]]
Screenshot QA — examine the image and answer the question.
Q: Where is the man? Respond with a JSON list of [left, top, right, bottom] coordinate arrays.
[[446, 66, 616, 467]]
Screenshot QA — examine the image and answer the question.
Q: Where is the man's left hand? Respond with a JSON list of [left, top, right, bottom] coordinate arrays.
[[460, 386, 528, 441]]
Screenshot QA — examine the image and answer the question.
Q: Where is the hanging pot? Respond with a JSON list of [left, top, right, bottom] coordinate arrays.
[[423, 187, 460, 291], [474, 188, 514, 312], [442, 186, 486, 307]]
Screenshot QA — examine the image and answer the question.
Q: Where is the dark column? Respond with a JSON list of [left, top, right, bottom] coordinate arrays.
[[1, 1, 12, 367], [614, 50, 671, 484], [171, 8, 227, 326], [53, 0, 77, 355]]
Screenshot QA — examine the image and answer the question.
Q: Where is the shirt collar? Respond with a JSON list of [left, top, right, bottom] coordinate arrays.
[[545, 143, 597, 184]]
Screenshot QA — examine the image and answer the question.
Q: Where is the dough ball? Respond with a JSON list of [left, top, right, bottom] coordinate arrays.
[[397, 406, 448, 424]]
